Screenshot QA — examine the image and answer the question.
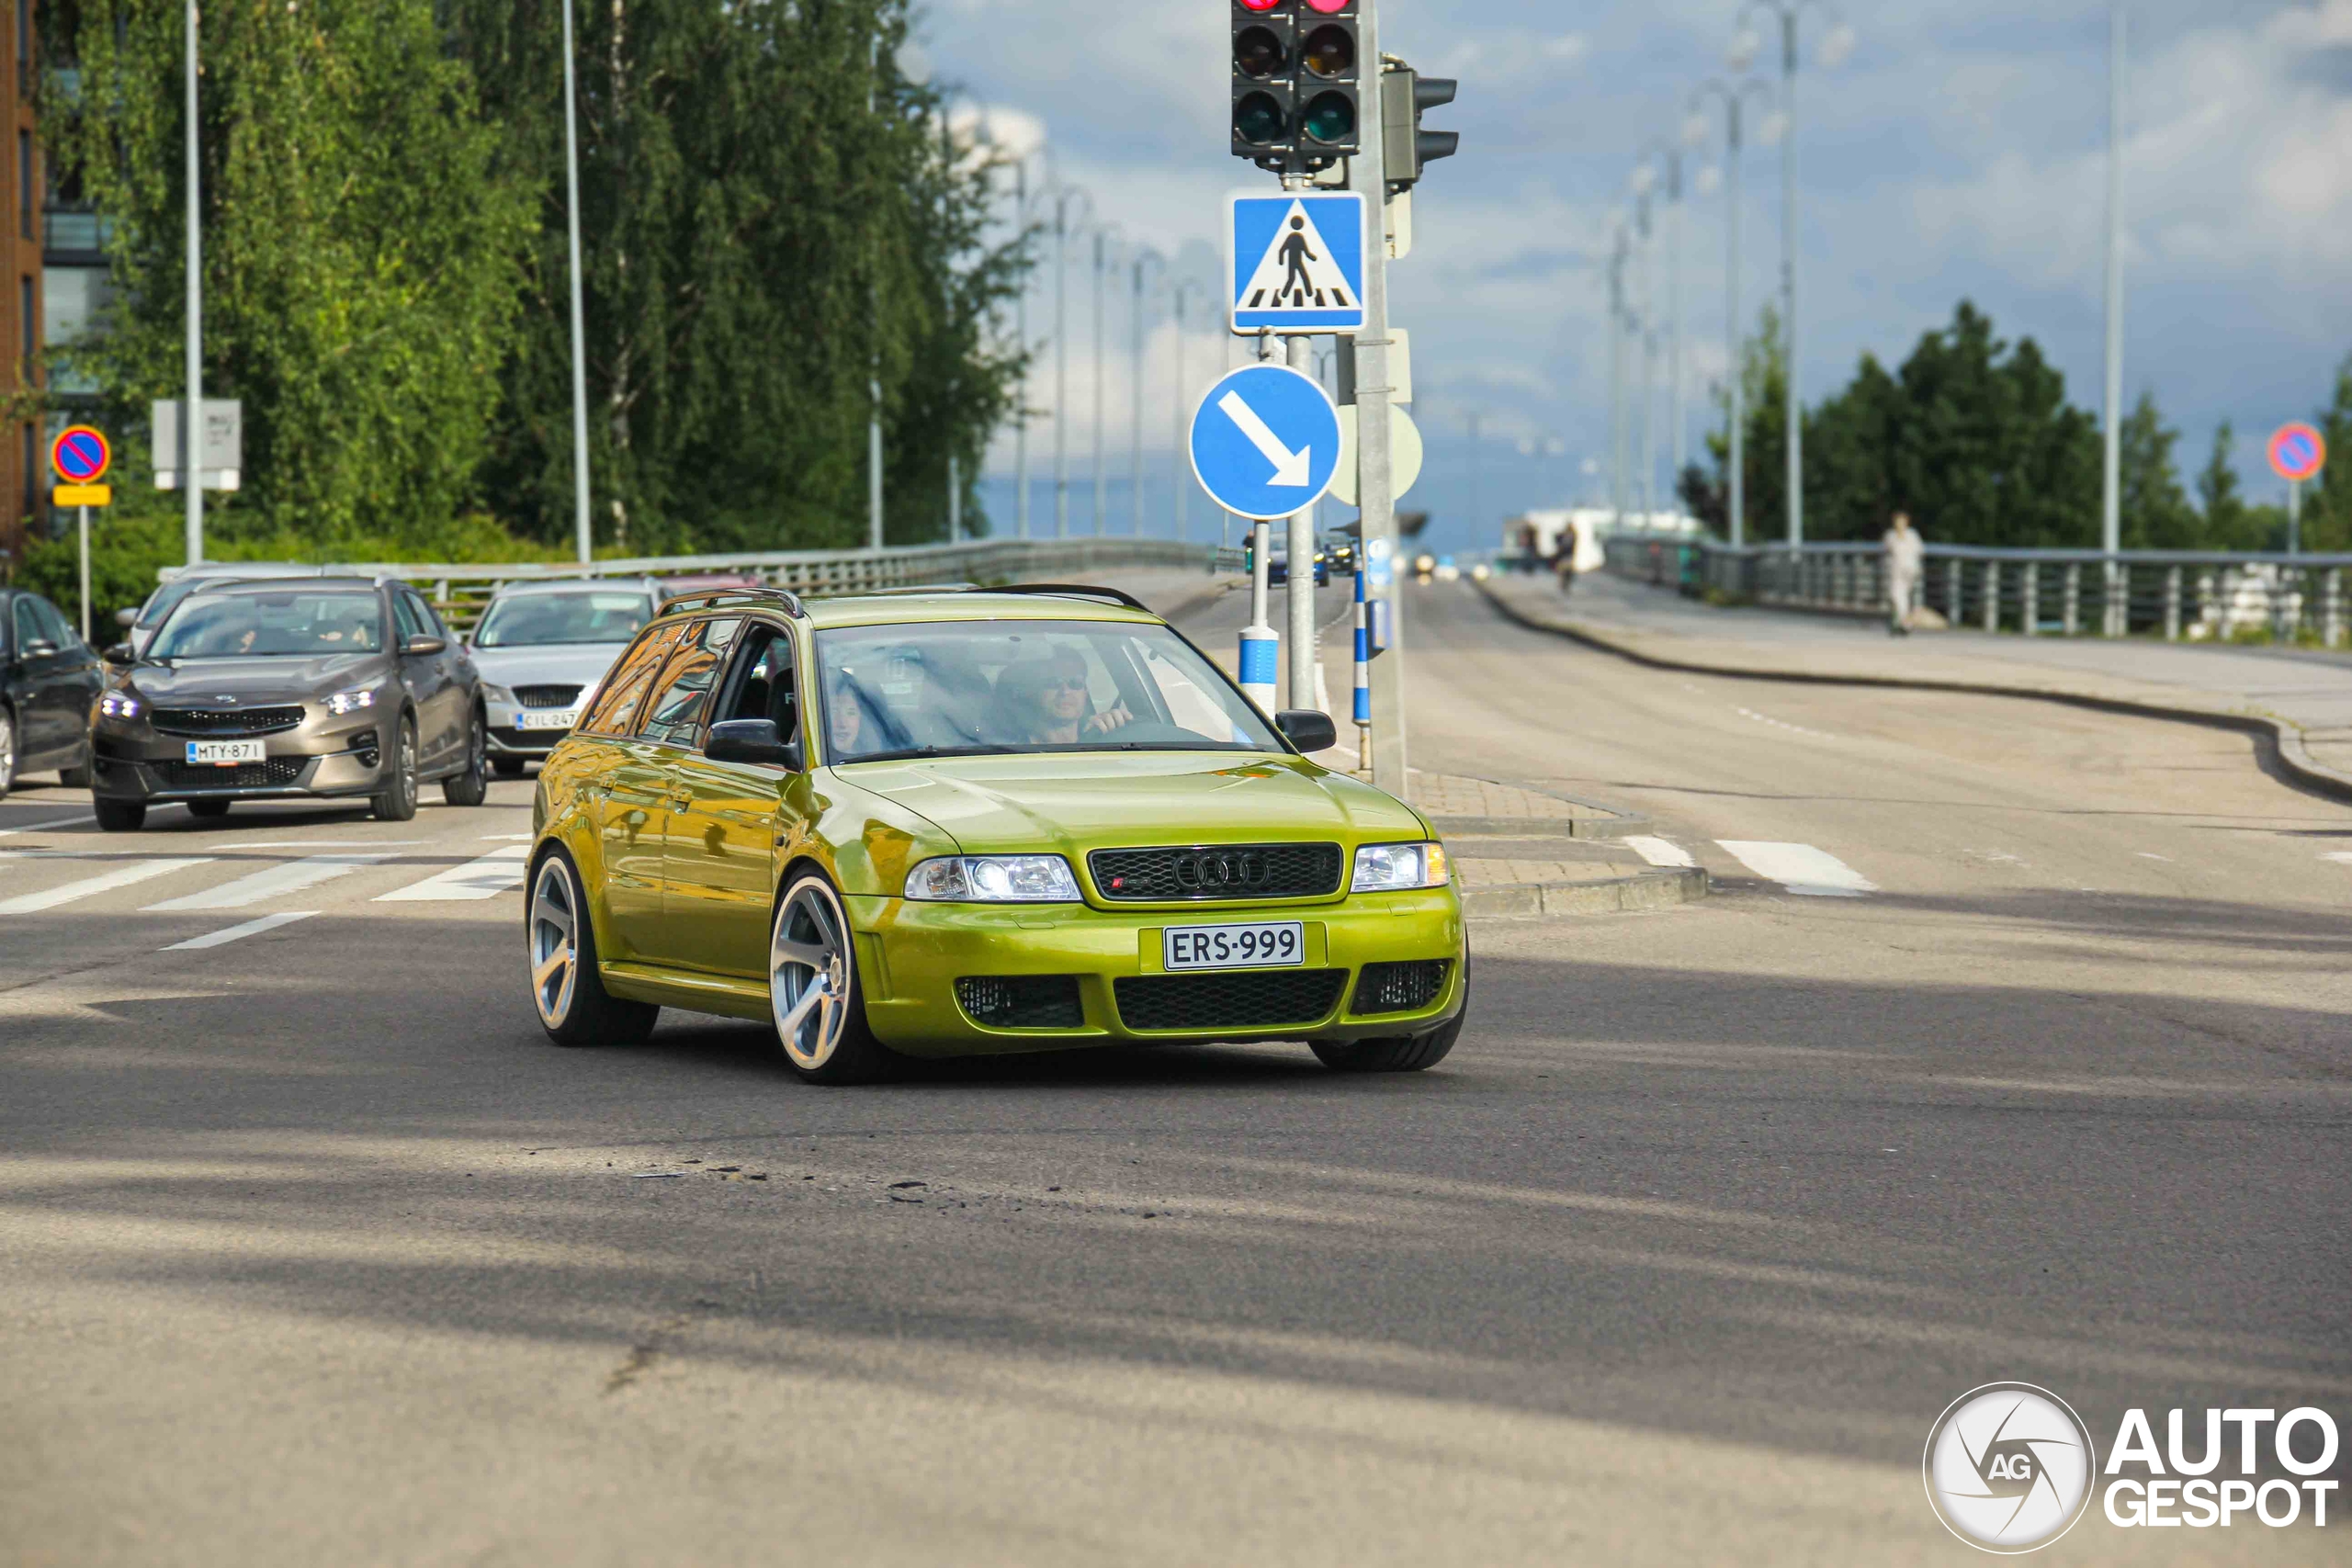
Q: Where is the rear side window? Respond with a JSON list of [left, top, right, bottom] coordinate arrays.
[[576, 622, 689, 738], [638, 619, 743, 748], [31, 594, 78, 649]]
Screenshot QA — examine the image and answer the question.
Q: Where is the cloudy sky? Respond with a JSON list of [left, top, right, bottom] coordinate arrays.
[[922, 0, 2352, 553]]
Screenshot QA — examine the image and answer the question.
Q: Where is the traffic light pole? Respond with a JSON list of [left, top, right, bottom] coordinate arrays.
[[1354, 0, 1407, 794], [1285, 334, 1318, 716]]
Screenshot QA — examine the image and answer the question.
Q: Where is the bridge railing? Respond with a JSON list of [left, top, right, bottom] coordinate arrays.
[[1602, 535, 2352, 647], [164, 537, 1216, 635]]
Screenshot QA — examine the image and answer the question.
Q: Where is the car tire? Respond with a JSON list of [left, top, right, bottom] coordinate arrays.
[[526, 845, 659, 1048], [94, 795, 146, 832], [371, 717, 419, 822], [59, 740, 94, 790], [769, 869, 902, 1086], [187, 798, 232, 819], [442, 708, 489, 807], [492, 756, 527, 779], [0, 705, 15, 800], [1312, 963, 1469, 1074]]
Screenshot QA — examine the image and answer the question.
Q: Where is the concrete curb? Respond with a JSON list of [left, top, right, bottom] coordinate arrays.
[[1459, 866, 1708, 919], [1476, 580, 2352, 807], [1421, 810, 1650, 841]]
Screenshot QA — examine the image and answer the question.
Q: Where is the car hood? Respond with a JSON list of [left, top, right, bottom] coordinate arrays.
[[469, 644, 629, 689], [124, 654, 384, 702], [831, 751, 1429, 859]]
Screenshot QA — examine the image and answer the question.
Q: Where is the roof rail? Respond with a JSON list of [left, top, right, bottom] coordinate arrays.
[[854, 581, 986, 596], [660, 585, 808, 619], [971, 582, 1155, 614]]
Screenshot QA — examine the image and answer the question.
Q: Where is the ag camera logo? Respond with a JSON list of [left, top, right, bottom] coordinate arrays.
[[1923, 1383, 2097, 1552]]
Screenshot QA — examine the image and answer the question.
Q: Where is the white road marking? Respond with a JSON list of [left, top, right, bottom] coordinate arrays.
[[2138, 852, 2172, 862], [143, 852, 395, 911], [0, 857, 216, 914], [374, 844, 530, 902], [233, 840, 428, 850], [1735, 707, 1837, 740], [1716, 841, 1879, 898], [2324, 852, 2352, 865], [479, 833, 536, 842], [0, 813, 97, 837], [1623, 835, 1698, 869], [161, 910, 320, 951]]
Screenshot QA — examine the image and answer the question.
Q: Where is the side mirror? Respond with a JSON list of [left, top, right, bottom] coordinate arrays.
[[115, 608, 138, 628], [401, 635, 447, 657], [23, 639, 57, 658], [104, 643, 134, 665], [707, 717, 805, 771], [1275, 709, 1339, 753]]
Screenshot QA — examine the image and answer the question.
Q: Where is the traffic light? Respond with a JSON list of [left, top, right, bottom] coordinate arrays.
[[1382, 63, 1459, 191], [1232, 0, 1361, 174]]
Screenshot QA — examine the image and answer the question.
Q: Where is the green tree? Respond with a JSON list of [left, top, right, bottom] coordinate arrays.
[[2298, 351, 2352, 553], [52, 0, 534, 552], [2117, 389, 2199, 549], [2194, 419, 2263, 550], [446, 0, 1025, 553]]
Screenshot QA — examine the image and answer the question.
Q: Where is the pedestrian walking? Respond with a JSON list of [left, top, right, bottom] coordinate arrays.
[[1883, 511, 1924, 636]]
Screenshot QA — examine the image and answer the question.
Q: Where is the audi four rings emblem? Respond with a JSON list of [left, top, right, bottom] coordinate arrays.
[[1175, 852, 1265, 890]]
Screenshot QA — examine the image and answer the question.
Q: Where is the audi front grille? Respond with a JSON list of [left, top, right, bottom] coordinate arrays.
[[1089, 843, 1343, 902]]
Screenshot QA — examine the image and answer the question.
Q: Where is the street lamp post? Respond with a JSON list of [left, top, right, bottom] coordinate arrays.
[[2101, 2, 2127, 632], [1168, 278, 1204, 542], [1608, 227, 1630, 524], [1091, 227, 1118, 536], [183, 0, 204, 566], [1051, 186, 1093, 540], [1631, 178, 1657, 525], [1132, 249, 1166, 536], [1734, 2, 1855, 547], [1690, 77, 1773, 547], [1640, 139, 1690, 513], [1004, 154, 1051, 540]]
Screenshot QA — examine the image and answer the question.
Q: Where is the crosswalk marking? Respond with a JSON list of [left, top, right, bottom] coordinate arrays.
[[1623, 835, 1698, 870], [373, 845, 530, 903], [0, 812, 97, 838], [0, 857, 215, 914], [161, 910, 320, 952], [1716, 840, 1878, 898], [143, 852, 395, 912]]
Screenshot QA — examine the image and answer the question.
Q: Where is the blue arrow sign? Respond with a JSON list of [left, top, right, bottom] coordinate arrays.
[[1229, 192, 1366, 335], [1189, 364, 1343, 522]]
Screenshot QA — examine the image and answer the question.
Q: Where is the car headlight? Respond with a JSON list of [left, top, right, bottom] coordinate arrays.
[[904, 855, 1082, 904], [323, 687, 377, 716], [1351, 841, 1450, 892], [98, 691, 141, 720], [481, 682, 516, 705]]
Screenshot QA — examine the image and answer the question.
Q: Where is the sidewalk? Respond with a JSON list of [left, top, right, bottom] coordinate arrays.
[[1480, 570, 2352, 801]]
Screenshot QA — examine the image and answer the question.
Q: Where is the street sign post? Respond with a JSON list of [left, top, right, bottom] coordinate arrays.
[[1229, 192, 1366, 335], [2270, 423, 2327, 556], [50, 425, 113, 643], [1192, 362, 1342, 716]]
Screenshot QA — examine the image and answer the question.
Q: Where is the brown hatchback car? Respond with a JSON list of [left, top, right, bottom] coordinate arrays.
[[88, 577, 489, 829]]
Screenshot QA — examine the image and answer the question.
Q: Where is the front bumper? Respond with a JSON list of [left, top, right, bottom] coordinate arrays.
[[847, 888, 1465, 1056], [91, 723, 387, 802]]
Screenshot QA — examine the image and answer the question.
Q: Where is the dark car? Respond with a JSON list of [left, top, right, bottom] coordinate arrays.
[[89, 577, 488, 830], [1, 587, 102, 798]]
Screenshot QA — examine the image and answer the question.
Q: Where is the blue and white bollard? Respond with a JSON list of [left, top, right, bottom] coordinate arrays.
[[1352, 566, 1373, 771], [1239, 519, 1279, 715]]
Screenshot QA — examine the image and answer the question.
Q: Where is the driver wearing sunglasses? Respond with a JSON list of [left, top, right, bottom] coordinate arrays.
[[990, 652, 1135, 746]]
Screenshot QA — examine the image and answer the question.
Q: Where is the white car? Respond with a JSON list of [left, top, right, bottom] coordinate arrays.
[[469, 580, 662, 776]]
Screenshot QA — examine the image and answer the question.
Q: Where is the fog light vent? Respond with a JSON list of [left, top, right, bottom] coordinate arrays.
[[1351, 960, 1450, 1016], [956, 976, 1083, 1030]]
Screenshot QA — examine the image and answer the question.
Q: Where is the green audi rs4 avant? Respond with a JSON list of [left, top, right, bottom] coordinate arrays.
[[525, 584, 1466, 1084]]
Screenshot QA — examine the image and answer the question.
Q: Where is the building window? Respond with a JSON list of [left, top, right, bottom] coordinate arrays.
[[18, 275, 30, 388], [15, 0, 26, 99], [17, 133, 30, 241]]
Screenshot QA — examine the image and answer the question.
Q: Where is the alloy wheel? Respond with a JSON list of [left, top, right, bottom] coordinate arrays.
[[529, 855, 580, 1029], [771, 880, 853, 1070]]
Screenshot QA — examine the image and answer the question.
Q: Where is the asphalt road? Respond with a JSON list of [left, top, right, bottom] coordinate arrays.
[[2, 580, 2346, 1565]]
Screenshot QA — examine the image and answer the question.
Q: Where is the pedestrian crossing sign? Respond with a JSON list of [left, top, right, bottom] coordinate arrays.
[[1228, 191, 1366, 335]]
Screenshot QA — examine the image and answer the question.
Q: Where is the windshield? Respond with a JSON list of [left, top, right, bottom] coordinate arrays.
[[148, 590, 387, 659], [474, 592, 652, 649], [816, 620, 1284, 764]]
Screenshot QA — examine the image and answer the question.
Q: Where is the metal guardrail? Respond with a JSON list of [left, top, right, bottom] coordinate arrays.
[[1600, 535, 2352, 647], [164, 537, 1216, 634]]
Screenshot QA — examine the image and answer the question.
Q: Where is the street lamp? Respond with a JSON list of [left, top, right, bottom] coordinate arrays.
[[1051, 186, 1095, 540], [1628, 170, 1657, 525], [1606, 223, 1630, 525], [1638, 136, 1690, 518], [1690, 76, 1774, 547], [1165, 277, 1207, 541], [1734, 0, 1856, 547], [1131, 248, 1167, 536], [1001, 152, 1053, 540], [1091, 225, 1120, 536]]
